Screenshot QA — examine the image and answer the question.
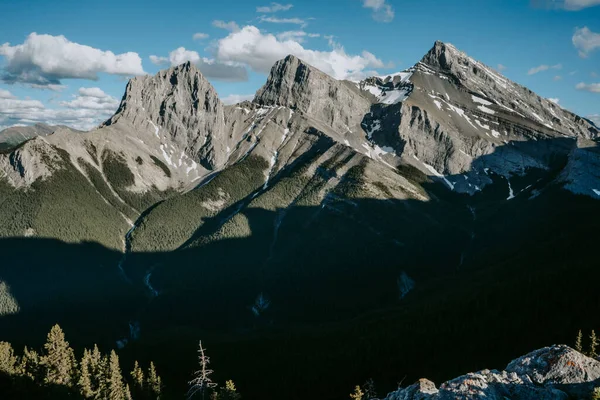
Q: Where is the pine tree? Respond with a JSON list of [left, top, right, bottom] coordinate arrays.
[[217, 380, 241, 400], [124, 383, 133, 400], [147, 361, 162, 399], [17, 346, 41, 380], [90, 344, 107, 397], [350, 385, 364, 400], [41, 324, 77, 386], [106, 350, 125, 400], [0, 341, 16, 375], [78, 349, 95, 398], [130, 360, 145, 399], [575, 330, 583, 353], [590, 330, 599, 358], [131, 360, 144, 388]]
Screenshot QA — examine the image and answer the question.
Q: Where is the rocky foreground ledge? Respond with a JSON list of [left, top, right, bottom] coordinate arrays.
[[381, 345, 600, 399]]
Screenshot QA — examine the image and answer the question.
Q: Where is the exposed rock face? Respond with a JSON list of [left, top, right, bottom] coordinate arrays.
[[104, 61, 227, 170], [382, 346, 600, 400], [0, 123, 76, 150], [254, 55, 372, 135]]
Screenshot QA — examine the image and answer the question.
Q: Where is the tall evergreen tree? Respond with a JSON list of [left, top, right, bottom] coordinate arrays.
[[106, 350, 125, 400], [17, 346, 41, 380], [575, 330, 583, 353], [124, 383, 133, 400], [147, 361, 162, 399], [0, 341, 16, 375], [131, 360, 144, 388], [41, 324, 77, 386], [130, 360, 145, 399], [90, 344, 107, 397], [590, 330, 599, 358], [78, 349, 95, 398]]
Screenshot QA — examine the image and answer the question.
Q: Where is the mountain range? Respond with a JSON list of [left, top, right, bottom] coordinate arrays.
[[0, 41, 599, 399]]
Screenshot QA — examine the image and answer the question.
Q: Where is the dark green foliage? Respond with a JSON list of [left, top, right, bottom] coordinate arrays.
[[41, 325, 76, 387], [136, 157, 144, 165], [590, 331, 598, 358], [576, 330, 584, 353], [0, 325, 162, 399], [150, 156, 171, 178], [102, 149, 135, 189], [131, 155, 270, 252]]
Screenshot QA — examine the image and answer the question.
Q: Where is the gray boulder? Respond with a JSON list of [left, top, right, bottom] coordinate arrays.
[[382, 345, 600, 400]]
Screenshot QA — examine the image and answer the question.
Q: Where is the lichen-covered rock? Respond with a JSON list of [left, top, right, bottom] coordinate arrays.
[[381, 346, 600, 400]]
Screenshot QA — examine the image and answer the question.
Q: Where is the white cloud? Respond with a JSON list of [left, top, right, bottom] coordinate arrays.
[[548, 98, 560, 104], [0, 33, 145, 86], [222, 94, 255, 105], [497, 64, 507, 71], [573, 27, 600, 58], [554, 75, 563, 81], [212, 20, 240, 32], [149, 47, 248, 82], [576, 82, 600, 92], [527, 63, 562, 75], [0, 89, 120, 131], [193, 32, 210, 41], [277, 30, 308, 42], [259, 16, 307, 26], [588, 114, 600, 126], [362, 0, 394, 22], [308, 33, 321, 38], [215, 25, 385, 80], [562, 0, 600, 9], [0, 89, 15, 99], [532, 0, 600, 9], [257, 2, 293, 12]]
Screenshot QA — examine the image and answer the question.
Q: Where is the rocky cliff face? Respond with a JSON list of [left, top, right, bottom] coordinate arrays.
[[254, 55, 372, 135], [381, 345, 600, 400], [103, 61, 228, 170]]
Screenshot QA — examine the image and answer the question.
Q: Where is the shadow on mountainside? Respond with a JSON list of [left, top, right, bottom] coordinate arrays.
[[1, 137, 600, 400]]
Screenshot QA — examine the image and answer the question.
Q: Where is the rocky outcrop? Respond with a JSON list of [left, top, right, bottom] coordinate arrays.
[[254, 55, 371, 135], [382, 346, 600, 400], [103, 61, 228, 170]]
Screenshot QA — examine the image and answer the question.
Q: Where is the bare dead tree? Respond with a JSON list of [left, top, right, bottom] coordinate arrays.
[[187, 340, 217, 400]]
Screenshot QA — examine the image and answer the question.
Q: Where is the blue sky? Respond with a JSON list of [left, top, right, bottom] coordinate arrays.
[[0, 0, 599, 130]]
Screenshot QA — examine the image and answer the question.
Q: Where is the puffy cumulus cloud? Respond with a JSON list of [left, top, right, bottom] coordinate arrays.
[[216, 26, 385, 80], [573, 27, 600, 58], [0, 87, 121, 131], [0, 89, 16, 99], [0, 33, 145, 87], [527, 64, 562, 75], [362, 0, 394, 22], [554, 75, 563, 81], [221, 94, 255, 105], [212, 20, 240, 32], [576, 82, 600, 92], [193, 32, 209, 41], [59, 87, 120, 111], [257, 3, 293, 12], [497, 64, 507, 71], [149, 47, 248, 82], [548, 98, 560, 104]]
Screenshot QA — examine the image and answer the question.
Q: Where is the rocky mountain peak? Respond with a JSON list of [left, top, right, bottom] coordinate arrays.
[[102, 61, 228, 170], [254, 54, 371, 133]]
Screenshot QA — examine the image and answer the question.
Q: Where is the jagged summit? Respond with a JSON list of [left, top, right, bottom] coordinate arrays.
[[254, 53, 371, 133]]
